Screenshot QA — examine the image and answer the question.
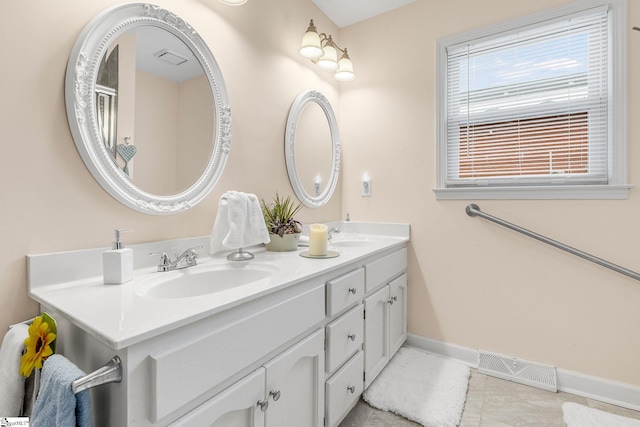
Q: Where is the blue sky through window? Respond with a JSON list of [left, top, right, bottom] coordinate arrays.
[[459, 32, 589, 93]]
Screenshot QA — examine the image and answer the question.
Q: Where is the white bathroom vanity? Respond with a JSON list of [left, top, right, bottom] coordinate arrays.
[[27, 222, 409, 426]]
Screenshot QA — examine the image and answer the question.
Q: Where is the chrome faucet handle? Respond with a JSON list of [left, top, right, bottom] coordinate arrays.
[[184, 246, 201, 265], [185, 251, 198, 263], [174, 244, 203, 268], [178, 245, 203, 262], [149, 251, 169, 262], [188, 244, 204, 252], [149, 251, 171, 272]]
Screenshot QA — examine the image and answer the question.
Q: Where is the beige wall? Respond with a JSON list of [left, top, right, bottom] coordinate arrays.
[[134, 72, 214, 193], [2, 0, 639, 392], [177, 75, 214, 192], [340, 0, 640, 386], [135, 70, 179, 193]]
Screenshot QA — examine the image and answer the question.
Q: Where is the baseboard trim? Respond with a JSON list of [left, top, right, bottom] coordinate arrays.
[[406, 333, 478, 367], [406, 333, 640, 412]]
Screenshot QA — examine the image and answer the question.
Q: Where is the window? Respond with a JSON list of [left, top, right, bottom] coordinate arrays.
[[435, 0, 628, 200]]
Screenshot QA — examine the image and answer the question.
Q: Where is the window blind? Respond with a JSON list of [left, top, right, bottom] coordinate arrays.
[[445, 7, 609, 187]]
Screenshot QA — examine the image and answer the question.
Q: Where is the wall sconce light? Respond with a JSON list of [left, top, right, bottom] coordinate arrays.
[[299, 19, 355, 82], [218, 0, 247, 5]]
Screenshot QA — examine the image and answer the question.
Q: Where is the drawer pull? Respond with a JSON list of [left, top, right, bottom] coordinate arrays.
[[257, 399, 269, 412], [348, 287, 357, 294], [347, 385, 355, 394], [388, 295, 398, 305], [347, 333, 356, 341], [269, 389, 281, 401]]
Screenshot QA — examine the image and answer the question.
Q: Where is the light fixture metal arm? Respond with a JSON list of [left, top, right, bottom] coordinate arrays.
[[317, 33, 347, 55]]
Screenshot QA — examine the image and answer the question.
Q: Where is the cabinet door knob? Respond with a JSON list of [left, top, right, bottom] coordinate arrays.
[[269, 389, 281, 401], [347, 333, 356, 341], [347, 385, 355, 394], [348, 287, 357, 294], [388, 295, 398, 305], [257, 399, 269, 412]]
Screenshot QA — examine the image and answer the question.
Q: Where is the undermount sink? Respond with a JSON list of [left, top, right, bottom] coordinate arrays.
[[136, 264, 276, 299], [329, 237, 372, 248]]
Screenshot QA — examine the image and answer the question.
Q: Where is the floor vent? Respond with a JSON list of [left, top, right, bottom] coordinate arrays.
[[478, 350, 557, 392]]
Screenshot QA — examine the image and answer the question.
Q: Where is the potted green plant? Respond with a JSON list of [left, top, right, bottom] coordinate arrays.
[[261, 192, 303, 251]]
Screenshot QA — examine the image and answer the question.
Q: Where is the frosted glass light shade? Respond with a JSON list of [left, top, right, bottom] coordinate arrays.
[[300, 31, 323, 59], [219, 0, 247, 4], [334, 56, 355, 82], [317, 44, 339, 71]]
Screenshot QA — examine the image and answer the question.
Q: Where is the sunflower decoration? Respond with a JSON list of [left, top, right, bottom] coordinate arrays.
[[19, 313, 57, 378]]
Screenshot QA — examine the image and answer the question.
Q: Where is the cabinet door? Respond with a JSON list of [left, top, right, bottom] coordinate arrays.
[[170, 368, 266, 427], [388, 273, 407, 357], [364, 285, 389, 388], [264, 329, 325, 427]]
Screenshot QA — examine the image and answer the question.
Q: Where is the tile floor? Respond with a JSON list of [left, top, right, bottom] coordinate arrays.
[[340, 369, 640, 426]]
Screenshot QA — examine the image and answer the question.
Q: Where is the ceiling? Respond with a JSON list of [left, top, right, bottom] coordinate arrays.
[[134, 26, 204, 83], [312, 0, 417, 28]]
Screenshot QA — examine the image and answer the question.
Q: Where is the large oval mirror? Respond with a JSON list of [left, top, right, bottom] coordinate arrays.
[[285, 90, 340, 208], [65, 3, 231, 214]]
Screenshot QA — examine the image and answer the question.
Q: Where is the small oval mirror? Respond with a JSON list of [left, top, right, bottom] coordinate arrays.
[[65, 3, 231, 214], [285, 90, 340, 208]]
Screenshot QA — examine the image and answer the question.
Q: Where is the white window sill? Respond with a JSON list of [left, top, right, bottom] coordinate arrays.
[[433, 185, 632, 200]]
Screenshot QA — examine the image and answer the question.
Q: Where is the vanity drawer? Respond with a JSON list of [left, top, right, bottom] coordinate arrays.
[[149, 283, 325, 423], [325, 350, 364, 427], [326, 268, 365, 317], [325, 304, 363, 374], [365, 247, 407, 293]]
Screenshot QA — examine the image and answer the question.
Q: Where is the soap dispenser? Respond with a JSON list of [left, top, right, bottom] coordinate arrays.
[[103, 229, 133, 285]]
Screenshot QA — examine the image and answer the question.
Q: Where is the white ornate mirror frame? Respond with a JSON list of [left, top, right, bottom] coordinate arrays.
[[285, 90, 340, 208], [65, 3, 231, 215]]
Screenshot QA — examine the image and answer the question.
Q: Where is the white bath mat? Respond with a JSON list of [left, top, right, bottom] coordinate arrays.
[[363, 347, 470, 427], [563, 402, 640, 427]]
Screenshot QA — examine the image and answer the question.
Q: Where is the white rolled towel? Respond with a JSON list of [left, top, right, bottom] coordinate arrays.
[[210, 191, 270, 254], [0, 323, 29, 416]]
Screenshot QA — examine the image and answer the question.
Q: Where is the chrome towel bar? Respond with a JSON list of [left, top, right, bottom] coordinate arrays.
[[466, 204, 640, 282], [72, 356, 122, 394]]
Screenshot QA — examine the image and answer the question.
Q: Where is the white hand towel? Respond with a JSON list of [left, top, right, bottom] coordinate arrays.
[[0, 323, 29, 416], [210, 191, 270, 254]]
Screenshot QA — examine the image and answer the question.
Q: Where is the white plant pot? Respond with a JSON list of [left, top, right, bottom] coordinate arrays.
[[265, 233, 300, 252]]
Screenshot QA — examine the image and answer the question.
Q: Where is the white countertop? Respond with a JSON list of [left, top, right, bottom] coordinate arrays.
[[27, 222, 409, 350]]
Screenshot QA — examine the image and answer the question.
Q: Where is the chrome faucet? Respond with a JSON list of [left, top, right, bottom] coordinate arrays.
[[151, 245, 203, 272], [328, 228, 341, 240]]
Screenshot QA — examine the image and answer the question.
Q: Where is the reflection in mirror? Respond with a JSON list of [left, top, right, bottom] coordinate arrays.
[[96, 45, 119, 160], [66, 4, 231, 214], [96, 84, 117, 158], [294, 102, 333, 197], [285, 90, 340, 208], [94, 25, 214, 196]]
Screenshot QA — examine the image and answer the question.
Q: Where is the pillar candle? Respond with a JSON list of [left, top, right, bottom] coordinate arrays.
[[309, 223, 328, 256]]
